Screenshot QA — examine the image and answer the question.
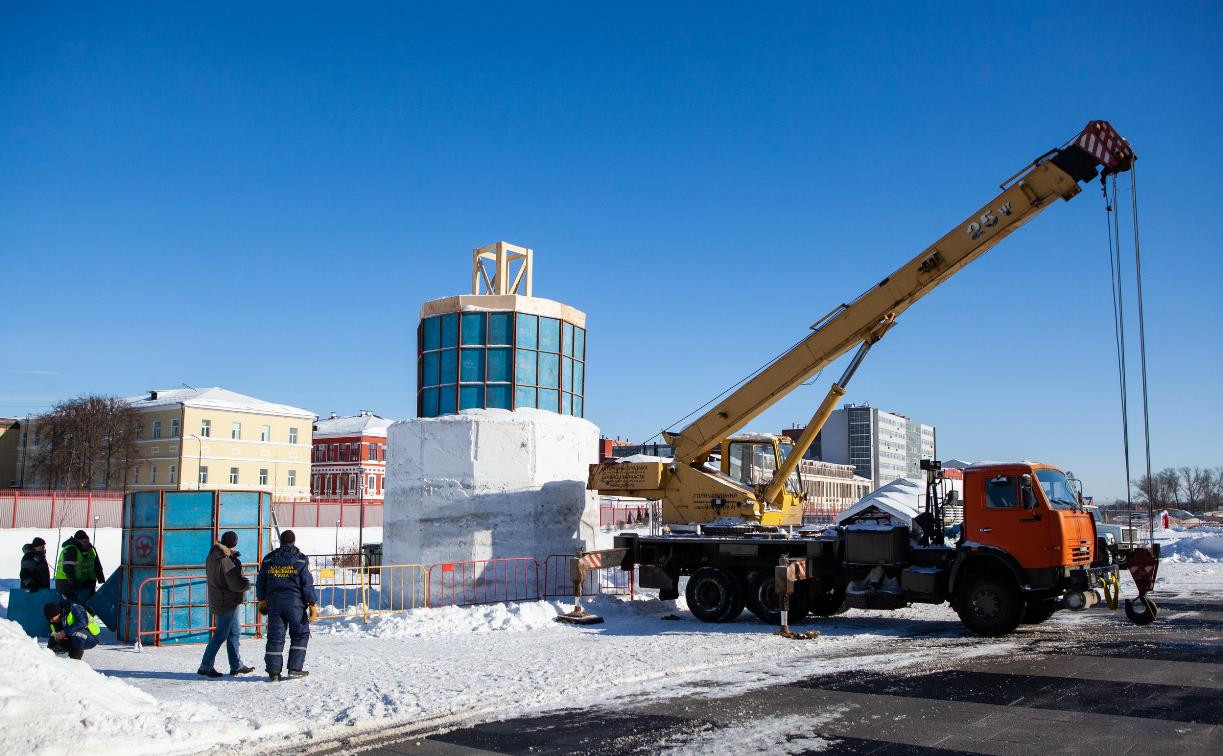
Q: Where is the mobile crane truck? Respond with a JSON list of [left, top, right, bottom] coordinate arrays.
[[571, 121, 1161, 636]]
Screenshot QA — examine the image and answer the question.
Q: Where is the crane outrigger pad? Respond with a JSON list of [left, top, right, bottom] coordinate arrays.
[[554, 609, 605, 625]]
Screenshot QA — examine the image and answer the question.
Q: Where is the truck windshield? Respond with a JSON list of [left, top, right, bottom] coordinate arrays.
[[1036, 469, 1079, 510], [776, 442, 803, 495], [728, 442, 777, 488]]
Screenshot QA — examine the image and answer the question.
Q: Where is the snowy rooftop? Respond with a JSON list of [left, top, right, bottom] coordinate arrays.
[[314, 412, 395, 438], [836, 477, 925, 525], [125, 387, 315, 419]]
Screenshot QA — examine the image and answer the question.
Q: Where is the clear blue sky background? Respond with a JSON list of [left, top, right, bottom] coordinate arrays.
[[3, 2, 1220, 500]]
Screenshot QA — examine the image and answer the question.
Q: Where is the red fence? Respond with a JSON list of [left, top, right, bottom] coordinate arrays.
[[133, 574, 263, 648], [426, 558, 541, 607], [0, 489, 124, 529], [541, 553, 635, 599], [272, 500, 384, 528], [600, 502, 651, 529]]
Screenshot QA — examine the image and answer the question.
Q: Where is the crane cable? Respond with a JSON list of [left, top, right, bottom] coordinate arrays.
[[1104, 166, 1154, 543]]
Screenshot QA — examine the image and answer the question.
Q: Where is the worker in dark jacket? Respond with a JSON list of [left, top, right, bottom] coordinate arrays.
[[44, 599, 101, 660], [197, 531, 256, 678], [256, 530, 317, 681], [21, 537, 51, 593], [55, 530, 105, 603]]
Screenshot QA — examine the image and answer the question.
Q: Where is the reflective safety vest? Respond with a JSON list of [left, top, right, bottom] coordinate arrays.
[[55, 543, 99, 582], [50, 608, 101, 637]]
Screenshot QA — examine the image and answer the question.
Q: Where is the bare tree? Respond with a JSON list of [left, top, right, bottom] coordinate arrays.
[[1179, 466, 1213, 511], [26, 395, 142, 490]]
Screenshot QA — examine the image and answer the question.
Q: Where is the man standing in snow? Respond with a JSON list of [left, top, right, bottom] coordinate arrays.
[[21, 537, 51, 593], [44, 599, 101, 660], [198, 530, 256, 678], [256, 530, 317, 682], [54, 530, 105, 603]]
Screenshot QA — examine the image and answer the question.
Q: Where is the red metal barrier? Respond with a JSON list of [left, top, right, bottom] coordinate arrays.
[[271, 500, 384, 528], [0, 489, 124, 529], [542, 554, 635, 598], [134, 574, 262, 648], [600, 502, 651, 529], [426, 558, 541, 608]]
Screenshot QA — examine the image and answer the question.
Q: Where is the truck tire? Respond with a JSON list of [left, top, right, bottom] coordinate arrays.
[[743, 571, 810, 625], [807, 586, 847, 617], [953, 573, 1025, 636], [1021, 599, 1058, 625], [685, 567, 744, 623]]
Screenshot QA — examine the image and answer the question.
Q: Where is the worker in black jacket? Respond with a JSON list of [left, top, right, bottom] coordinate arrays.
[[21, 537, 51, 593], [256, 530, 317, 681], [44, 599, 101, 660]]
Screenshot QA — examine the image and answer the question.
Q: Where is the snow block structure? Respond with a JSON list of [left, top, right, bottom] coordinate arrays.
[[384, 409, 600, 607], [385, 243, 599, 608]]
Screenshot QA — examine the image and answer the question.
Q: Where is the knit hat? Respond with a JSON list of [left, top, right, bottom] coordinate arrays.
[[220, 531, 238, 548], [43, 602, 62, 621], [73, 530, 89, 541], [31, 537, 46, 548], [280, 530, 296, 545]]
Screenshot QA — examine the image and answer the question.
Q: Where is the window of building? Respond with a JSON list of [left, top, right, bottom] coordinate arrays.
[[289, 427, 298, 444], [200, 419, 211, 437], [367, 474, 375, 490], [231, 422, 241, 440], [150, 465, 158, 484], [168, 464, 177, 484], [229, 467, 239, 485], [260, 425, 270, 442], [136, 424, 144, 440], [287, 469, 297, 487], [199, 466, 209, 484], [259, 468, 268, 486], [379, 444, 386, 461], [351, 442, 360, 461], [340, 444, 349, 462], [133, 466, 140, 484], [368, 442, 377, 460], [152, 421, 162, 439], [171, 419, 180, 438]]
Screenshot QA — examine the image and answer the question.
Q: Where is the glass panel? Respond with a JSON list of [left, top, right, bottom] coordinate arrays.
[[573, 360, 584, 394], [538, 352, 559, 388], [561, 392, 572, 415], [487, 384, 511, 409], [562, 357, 574, 392], [440, 348, 458, 383], [439, 385, 457, 415], [488, 312, 512, 345], [516, 313, 538, 349], [515, 386, 536, 409], [574, 396, 583, 417], [440, 313, 459, 348], [539, 317, 561, 352], [563, 321, 574, 356], [538, 388, 559, 412], [461, 313, 485, 345], [461, 348, 485, 382], [575, 327, 585, 361], [460, 385, 484, 409], [487, 347, 511, 382], [422, 351, 440, 387], [422, 316, 441, 351], [515, 348, 537, 385]]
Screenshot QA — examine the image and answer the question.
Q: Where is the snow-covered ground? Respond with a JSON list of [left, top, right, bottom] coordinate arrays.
[[0, 525, 1219, 755]]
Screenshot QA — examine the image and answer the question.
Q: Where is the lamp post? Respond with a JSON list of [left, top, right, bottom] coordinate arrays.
[[187, 434, 204, 489], [92, 514, 100, 543], [334, 518, 341, 558]]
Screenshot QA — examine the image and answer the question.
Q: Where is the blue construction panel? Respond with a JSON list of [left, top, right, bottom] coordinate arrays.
[[440, 313, 459, 347], [421, 351, 440, 386], [227, 527, 263, 556], [124, 528, 159, 565], [219, 491, 261, 526], [128, 491, 161, 528], [539, 317, 561, 352], [538, 388, 560, 412], [575, 327, 585, 361], [159, 605, 210, 644], [160, 572, 209, 606], [487, 347, 511, 382], [439, 385, 457, 414], [163, 491, 215, 528], [89, 569, 122, 632], [563, 321, 574, 356], [487, 384, 512, 409], [460, 348, 485, 382], [515, 386, 536, 409], [461, 312, 485, 345], [5, 588, 62, 638], [422, 315, 441, 350], [440, 348, 458, 383], [563, 357, 574, 392], [516, 348, 537, 385], [516, 313, 538, 349], [459, 385, 484, 410], [539, 352, 560, 388], [421, 387, 439, 417], [488, 312, 512, 345], [162, 529, 214, 567]]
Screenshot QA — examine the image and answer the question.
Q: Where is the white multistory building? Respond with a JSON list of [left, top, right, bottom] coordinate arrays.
[[790, 403, 936, 490]]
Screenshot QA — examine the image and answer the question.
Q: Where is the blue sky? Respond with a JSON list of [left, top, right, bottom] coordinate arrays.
[[2, 2, 1220, 500]]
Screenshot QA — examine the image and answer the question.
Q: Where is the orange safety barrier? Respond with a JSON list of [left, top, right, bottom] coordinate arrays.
[[134, 574, 263, 649], [541, 553, 635, 599], [426, 557, 540, 608]]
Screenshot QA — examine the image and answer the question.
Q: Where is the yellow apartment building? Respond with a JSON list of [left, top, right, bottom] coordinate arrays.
[[126, 387, 315, 500], [0, 418, 20, 488]]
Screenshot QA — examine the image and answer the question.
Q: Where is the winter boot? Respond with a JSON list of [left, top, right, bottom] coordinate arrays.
[[287, 669, 309, 678], [197, 668, 223, 678], [230, 666, 255, 676], [268, 673, 281, 682]]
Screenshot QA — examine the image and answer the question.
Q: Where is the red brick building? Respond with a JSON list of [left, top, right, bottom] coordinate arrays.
[[310, 411, 393, 503]]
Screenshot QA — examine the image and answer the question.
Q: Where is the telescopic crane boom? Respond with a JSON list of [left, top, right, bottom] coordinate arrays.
[[590, 121, 1136, 528]]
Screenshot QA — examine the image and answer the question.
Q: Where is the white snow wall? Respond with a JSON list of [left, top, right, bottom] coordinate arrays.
[[384, 408, 600, 608]]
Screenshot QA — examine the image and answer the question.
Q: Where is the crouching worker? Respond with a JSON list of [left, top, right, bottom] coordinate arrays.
[[256, 530, 317, 682], [44, 600, 101, 660]]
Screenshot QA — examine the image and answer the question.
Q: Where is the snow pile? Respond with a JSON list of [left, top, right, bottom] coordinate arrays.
[[317, 600, 564, 638], [1159, 529, 1223, 563], [0, 619, 257, 755], [658, 711, 846, 754]]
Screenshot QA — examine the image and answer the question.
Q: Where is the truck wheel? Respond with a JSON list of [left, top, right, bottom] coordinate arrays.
[[743, 571, 810, 625], [1021, 599, 1058, 625], [685, 567, 743, 623], [953, 573, 1025, 636], [807, 587, 847, 617]]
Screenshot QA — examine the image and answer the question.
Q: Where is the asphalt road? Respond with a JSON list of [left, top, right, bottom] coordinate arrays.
[[321, 587, 1223, 756]]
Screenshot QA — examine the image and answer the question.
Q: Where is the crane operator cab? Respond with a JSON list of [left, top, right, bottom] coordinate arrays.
[[718, 434, 805, 526]]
